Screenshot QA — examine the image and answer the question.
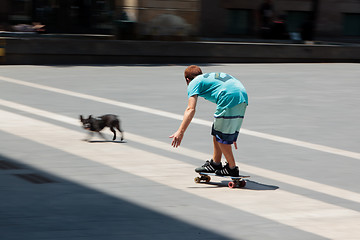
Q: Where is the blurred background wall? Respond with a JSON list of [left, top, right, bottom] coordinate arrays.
[[0, 0, 359, 42]]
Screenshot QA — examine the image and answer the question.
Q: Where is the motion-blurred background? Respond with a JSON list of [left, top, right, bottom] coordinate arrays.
[[1, 0, 359, 42]]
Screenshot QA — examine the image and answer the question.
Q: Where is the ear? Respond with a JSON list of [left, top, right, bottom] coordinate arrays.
[[88, 115, 92, 119], [80, 115, 83, 121]]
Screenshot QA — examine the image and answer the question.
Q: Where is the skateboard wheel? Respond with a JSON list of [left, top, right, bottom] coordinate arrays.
[[194, 177, 201, 183], [228, 182, 236, 188], [205, 176, 211, 183], [238, 180, 246, 188]]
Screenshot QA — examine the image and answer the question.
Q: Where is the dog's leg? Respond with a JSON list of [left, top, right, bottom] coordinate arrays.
[[110, 127, 116, 141], [115, 122, 124, 141]]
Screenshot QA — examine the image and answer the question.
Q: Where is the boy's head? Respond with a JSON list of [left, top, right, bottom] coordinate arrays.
[[184, 65, 202, 85]]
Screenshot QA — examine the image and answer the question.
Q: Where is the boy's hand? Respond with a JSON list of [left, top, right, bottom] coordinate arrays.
[[169, 130, 184, 148]]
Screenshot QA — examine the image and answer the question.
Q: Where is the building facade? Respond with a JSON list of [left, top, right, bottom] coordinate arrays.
[[0, 0, 359, 41], [0, 0, 117, 33], [122, 0, 200, 39], [201, 0, 360, 40]]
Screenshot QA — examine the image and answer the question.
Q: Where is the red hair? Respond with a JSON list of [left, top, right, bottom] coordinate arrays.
[[184, 65, 202, 80]]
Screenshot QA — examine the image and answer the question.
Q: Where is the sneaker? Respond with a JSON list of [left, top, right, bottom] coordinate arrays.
[[195, 159, 222, 173], [215, 163, 240, 177]]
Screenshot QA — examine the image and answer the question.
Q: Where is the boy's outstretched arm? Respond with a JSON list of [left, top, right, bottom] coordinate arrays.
[[170, 95, 198, 148]]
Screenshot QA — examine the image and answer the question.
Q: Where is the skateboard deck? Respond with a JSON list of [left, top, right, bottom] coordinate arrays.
[[195, 172, 250, 188]]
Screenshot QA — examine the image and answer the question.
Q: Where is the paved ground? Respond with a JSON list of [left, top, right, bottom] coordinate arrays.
[[0, 64, 359, 240]]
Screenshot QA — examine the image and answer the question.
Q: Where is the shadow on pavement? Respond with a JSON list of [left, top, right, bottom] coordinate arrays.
[[88, 140, 127, 143], [0, 154, 234, 240], [190, 179, 279, 190]]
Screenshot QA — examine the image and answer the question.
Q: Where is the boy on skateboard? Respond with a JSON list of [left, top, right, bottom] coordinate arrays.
[[170, 65, 248, 177]]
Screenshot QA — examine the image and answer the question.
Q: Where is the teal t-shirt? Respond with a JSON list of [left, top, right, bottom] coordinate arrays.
[[187, 72, 248, 110]]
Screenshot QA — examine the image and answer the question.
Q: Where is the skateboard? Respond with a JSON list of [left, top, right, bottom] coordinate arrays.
[[194, 172, 250, 188]]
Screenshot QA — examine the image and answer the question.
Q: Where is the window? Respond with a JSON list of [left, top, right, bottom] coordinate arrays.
[[343, 13, 360, 36], [286, 11, 311, 33], [9, 0, 32, 23], [227, 9, 252, 35]]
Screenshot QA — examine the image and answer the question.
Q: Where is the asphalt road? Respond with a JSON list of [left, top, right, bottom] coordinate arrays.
[[0, 63, 359, 240]]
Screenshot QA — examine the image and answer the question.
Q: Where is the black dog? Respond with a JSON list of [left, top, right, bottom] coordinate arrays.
[[80, 114, 124, 142]]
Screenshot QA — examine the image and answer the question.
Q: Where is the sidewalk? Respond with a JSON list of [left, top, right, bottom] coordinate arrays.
[[1, 33, 360, 64]]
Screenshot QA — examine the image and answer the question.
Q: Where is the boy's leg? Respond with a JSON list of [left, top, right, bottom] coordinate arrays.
[[212, 136, 222, 163], [214, 141, 239, 176], [211, 103, 247, 176], [217, 142, 236, 168], [212, 136, 236, 167]]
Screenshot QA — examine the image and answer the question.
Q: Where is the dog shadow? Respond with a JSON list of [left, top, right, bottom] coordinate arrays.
[[87, 140, 127, 144]]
